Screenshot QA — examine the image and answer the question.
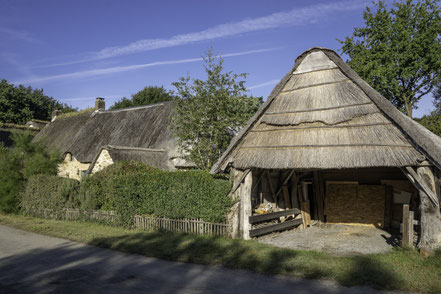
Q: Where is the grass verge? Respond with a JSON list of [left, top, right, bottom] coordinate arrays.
[[1, 213, 440, 293]]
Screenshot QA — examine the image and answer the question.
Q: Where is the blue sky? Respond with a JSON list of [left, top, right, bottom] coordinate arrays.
[[0, 0, 436, 117]]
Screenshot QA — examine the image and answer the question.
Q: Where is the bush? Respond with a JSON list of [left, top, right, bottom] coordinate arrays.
[[0, 131, 60, 213], [20, 174, 79, 215], [78, 161, 160, 211], [79, 161, 232, 226]]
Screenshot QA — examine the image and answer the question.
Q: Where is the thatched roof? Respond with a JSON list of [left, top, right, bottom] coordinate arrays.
[[33, 111, 92, 154], [211, 47, 441, 173], [34, 102, 180, 163], [87, 145, 170, 173]]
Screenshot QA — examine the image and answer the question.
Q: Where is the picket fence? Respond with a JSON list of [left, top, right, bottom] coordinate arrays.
[[29, 208, 229, 237]]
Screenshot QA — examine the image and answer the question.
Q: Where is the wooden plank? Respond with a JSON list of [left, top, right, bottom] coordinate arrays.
[[249, 219, 303, 238], [402, 204, 410, 247], [408, 210, 414, 247], [298, 184, 306, 229], [402, 167, 439, 206], [282, 185, 292, 209], [249, 208, 301, 224], [303, 201, 311, 226]]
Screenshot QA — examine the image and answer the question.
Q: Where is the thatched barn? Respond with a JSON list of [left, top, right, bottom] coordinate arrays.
[[35, 99, 194, 180], [211, 47, 441, 248]]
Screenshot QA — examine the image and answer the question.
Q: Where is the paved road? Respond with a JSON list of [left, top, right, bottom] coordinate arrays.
[[0, 225, 405, 294]]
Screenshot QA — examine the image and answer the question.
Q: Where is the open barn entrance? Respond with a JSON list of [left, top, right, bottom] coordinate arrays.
[[243, 167, 419, 244]]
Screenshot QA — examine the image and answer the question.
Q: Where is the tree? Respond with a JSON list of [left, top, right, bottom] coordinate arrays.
[[172, 50, 263, 170], [110, 86, 176, 110], [0, 131, 60, 213], [339, 0, 441, 118], [0, 79, 75, 124]]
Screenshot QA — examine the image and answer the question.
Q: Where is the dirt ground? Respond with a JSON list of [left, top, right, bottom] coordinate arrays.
[[258, 223, 400, 256]]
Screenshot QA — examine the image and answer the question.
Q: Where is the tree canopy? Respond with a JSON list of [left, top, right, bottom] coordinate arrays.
[[339, 0, 441, 118], [0, 79, 75, 124], [110, 86, 176, 110], [172, 50, 262, 170]]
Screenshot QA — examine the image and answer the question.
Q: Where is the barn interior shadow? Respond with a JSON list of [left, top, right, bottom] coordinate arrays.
[[0, 231, 402, 293]]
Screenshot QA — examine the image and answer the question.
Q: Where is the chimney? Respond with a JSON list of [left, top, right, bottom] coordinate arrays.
[[95, 97, 105, 110], [51, 109, 61, 121]]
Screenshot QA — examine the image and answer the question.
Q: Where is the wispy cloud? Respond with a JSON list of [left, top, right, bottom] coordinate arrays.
[[249, 79, 280, 90], [14, 48, 276, 85], [46, 1, 365, 66], [0, 27, 40, 43]]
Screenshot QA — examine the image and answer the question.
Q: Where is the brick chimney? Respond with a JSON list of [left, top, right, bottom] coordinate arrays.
[[95, 97, 105, 110]]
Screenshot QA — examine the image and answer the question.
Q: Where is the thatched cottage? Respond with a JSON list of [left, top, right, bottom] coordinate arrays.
[[211, 47, 441, 248], [35, 99, 193, 180]]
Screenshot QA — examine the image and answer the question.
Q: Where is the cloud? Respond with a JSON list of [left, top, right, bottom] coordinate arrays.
[[249, 79, 280, 90], [14, 48, 276, 85], [46, 1, 365, 66], [0, 27, 40, 43]]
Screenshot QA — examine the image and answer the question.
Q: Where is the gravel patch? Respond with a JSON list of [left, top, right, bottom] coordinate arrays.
[[258, 223, 400, 256]]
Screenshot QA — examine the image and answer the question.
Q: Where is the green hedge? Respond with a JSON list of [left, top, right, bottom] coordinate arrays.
[[20, 174, 79, 214], [21, 162, 232, 226], [78, 162, 232, 226]]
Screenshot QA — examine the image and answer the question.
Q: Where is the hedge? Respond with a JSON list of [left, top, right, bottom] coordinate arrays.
[[78, 162, 232, 226], [20, 174, 79, 215]]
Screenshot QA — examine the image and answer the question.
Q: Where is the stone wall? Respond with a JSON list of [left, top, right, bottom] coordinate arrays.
[[58, 153, 90, 181], [91, 149, 114, 174]]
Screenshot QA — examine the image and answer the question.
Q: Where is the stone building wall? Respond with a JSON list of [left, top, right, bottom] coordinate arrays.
[[58, 153, 90, 181], [91, 149, 114, 174]]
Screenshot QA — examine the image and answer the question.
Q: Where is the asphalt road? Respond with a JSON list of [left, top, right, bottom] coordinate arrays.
[[0, 224, 406, 294]]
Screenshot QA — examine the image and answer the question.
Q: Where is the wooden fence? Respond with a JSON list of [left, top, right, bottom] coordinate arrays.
[[27, 208, 229, 237], [133, 215, 229, 236]]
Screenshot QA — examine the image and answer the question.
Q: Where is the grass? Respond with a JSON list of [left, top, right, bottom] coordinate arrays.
[[1, 213, 441, 293]]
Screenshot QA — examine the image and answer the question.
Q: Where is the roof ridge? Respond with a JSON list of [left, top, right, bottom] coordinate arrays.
[[100, 101, 174, 113]]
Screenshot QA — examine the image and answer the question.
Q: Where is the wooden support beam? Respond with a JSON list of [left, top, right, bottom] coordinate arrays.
[[265, 171, 277, 203], [274, 169, 296, 201], [282, 185, 292, 210], [249, 219, 303, 238], [240, 171, 253, 240], [290, 173, 299, 209], [229, 169, 251, 196], [313, 171, 324, 222], [303, 201, 311, 227], [402, 167, 439, 207], [249, 208, 301, 224], [402, 204, 410, 247]]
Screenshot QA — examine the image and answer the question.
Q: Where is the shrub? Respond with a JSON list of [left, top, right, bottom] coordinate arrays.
[[79, 161, 232, 227], [0, 131, 60, 213], [20, 174, 80, 215], [78, 161, 160, 211]]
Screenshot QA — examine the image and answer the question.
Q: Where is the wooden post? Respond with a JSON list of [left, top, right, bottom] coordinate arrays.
[[384, 185, 393, 229], [402, 204, 410, 247], [303, 201, 311, 227], [313, 171, 324, 222], [297, 185, 306, 229], [290, 173, 299, 209], [240, 170, 253, 240], [416, 164, 441, 248]]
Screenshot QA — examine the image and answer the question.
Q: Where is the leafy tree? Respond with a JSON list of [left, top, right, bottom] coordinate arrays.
[[339, 0, 441, 117], [110, 86, 176, 110], [0, 131, 60, 213], [172, 50, 263, 170], [415, 111, 441, 136], [0, 79, 76, 124]]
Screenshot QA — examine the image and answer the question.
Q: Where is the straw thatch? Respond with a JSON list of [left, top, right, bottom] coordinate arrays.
[[87, 145, 170, 172], [211, 47, 441, 173], [34, 102, 190, 169]]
